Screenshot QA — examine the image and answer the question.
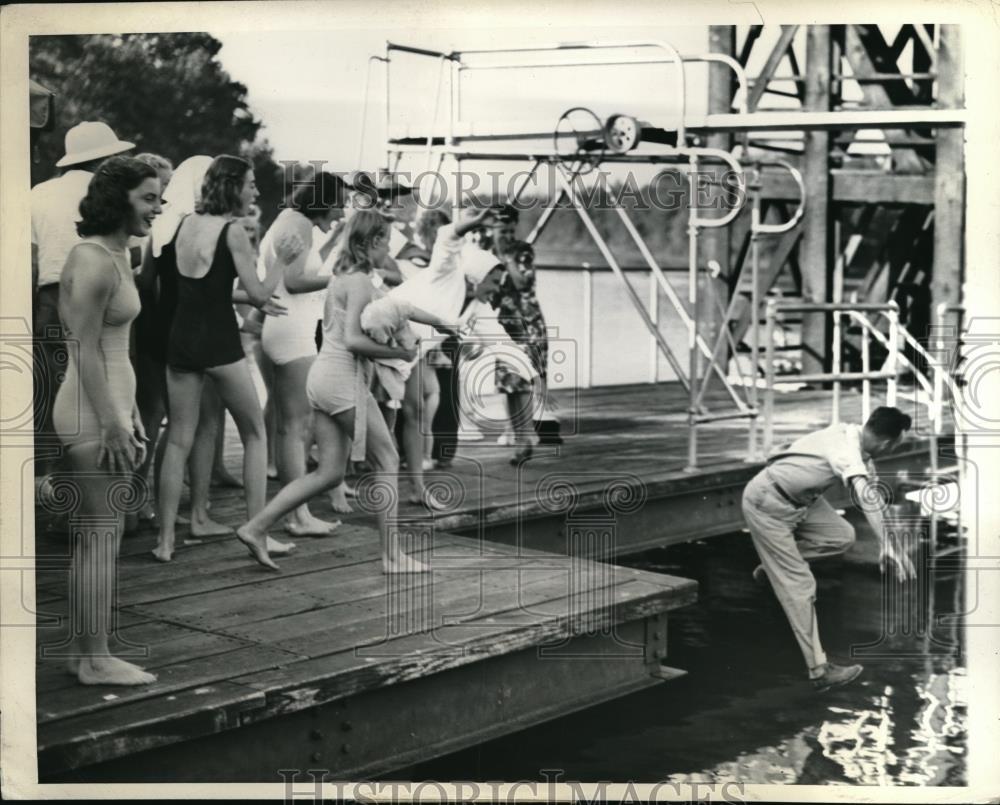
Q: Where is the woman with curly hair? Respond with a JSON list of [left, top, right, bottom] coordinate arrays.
[[51, 155, 162, 686], [238, 210, 455, 573], [154, 155, 290, 568]]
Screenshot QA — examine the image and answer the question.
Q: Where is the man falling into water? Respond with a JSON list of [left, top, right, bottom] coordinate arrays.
[[742, 406, 918, 692]]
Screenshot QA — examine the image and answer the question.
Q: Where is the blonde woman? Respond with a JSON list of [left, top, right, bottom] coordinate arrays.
[[238, 211, 457, 572]]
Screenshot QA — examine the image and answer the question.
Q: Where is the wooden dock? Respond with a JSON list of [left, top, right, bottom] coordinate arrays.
[[33, 381, 945, 780], [254, 381, 942, 557], [35, 520, 696, 781]]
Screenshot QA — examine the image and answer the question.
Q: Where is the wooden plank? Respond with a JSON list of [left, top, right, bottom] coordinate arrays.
[[130, 541, 510, 632], [38, 680, 265, 773], [763, 170, 934, 205], [260, 562, 691, 662], [213, 554, 581, 646], [37, 626, 252, 694], [233, 576, 691, 721], [264, 564, 607, 658], [38, 574, 689, 772], [116, 531, 476, 607], [37, 644, 302, 725]]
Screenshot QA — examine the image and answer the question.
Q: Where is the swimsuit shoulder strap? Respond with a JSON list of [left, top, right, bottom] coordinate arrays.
[[77, 239, 127, 291]]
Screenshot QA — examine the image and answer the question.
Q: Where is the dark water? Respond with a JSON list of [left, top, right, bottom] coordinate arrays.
[[403, 525, 967, 786]]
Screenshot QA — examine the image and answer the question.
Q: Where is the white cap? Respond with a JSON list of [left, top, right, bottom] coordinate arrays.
[[56, 121, 135, 168], [462, 243, 502, 284]]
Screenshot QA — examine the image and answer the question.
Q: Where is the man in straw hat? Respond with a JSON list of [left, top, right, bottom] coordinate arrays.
[[31, 121, 134, 477]]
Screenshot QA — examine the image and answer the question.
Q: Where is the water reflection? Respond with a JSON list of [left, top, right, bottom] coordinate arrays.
[[405, 530, 967, 786]]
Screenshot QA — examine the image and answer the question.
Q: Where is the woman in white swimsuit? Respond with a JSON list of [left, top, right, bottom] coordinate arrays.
[[258, 172, 346, 536], [52, 156, 162, 686]]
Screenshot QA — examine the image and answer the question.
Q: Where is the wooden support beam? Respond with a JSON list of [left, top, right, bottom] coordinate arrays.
[[762, 169, 935, 204], [726, 215, 804, 350], [911, 25, 934, 105], [737, 24, 764, 68], [843, 25, 927, 171], [931, 25, 965, 326], [702, 25, 736, 388], [747, 25, 799, 112], [800, 25, 833, 377]]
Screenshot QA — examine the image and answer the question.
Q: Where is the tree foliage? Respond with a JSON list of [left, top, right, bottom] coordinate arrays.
[[28, 32, 293, 222]]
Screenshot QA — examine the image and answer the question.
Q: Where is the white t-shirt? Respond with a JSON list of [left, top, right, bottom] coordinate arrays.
[[31, 170, 93, 287]]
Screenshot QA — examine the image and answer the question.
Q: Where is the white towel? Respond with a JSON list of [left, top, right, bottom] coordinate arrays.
[[150, 155, 213, 258]]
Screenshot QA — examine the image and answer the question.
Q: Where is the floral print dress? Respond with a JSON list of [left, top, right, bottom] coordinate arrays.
[[489, 249, 549, 394]]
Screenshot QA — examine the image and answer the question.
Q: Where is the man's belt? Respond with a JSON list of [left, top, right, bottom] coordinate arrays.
[[765, 471, 803, 507]]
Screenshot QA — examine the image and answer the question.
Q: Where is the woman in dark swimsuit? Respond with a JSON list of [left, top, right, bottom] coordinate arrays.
[[154, 155, 288, 568], [133, 157, 203, 525]]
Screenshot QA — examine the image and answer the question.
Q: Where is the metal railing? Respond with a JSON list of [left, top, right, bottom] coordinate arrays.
[[372, 37, 955, 478], [762, 301, 901, 454], [760, 299, 955, 464]]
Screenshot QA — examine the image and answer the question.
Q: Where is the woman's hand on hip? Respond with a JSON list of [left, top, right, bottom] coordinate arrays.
[[259, 294, 289, 317], [97, 421, 139, 474]]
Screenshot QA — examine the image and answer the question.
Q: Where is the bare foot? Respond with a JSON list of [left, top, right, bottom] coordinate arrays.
[[77, 655, 157, 686], [286, 515, 341, 537], [176, 513, 191, 525], [211, 468, 244, 488], [266, 535, 296, 555], [235, 526, 280, 571], [382, 552, 430, 574], [329, 484, 354, 514], [151, 539, 174, 562], [190, 516, 233, 538]]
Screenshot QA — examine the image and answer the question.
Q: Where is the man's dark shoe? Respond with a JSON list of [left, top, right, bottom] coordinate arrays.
[[811, 662, 863, 692]]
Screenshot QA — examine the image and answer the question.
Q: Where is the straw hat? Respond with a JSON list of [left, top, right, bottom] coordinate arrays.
[[56, 121, 134, 168]]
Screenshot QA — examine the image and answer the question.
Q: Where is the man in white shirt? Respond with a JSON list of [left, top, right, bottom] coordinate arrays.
[[742, 406, 918, 692], [32, 121, 134, 475]]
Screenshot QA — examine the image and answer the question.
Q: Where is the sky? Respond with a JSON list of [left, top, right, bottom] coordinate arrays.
[[210, 21, 892, 199], [211, 25, 716, 187]]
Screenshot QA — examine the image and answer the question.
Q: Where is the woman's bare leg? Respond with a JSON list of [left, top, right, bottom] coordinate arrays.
[[207, 359, 291, 567], [273, 356, 338, 535], [421, 361, 440, 469], [211, 403, 242, 488], [66, 443, 157, 685], [239, 411, 346, 543], [188, 381, 231, 538], [257, 346, 279, 479], [361, 399, 429, 574], [401, 367, 444, 509], [155, 368, 205, 561]]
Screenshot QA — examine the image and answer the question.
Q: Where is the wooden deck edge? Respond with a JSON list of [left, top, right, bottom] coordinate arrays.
[[37, 573, 697, 773], [434, 438, 945, 533]]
